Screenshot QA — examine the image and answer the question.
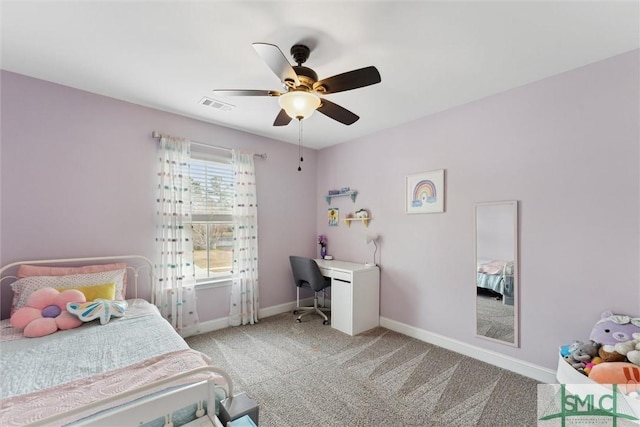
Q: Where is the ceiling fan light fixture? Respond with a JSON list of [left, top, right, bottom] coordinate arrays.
[[278, 90, 321, 120]]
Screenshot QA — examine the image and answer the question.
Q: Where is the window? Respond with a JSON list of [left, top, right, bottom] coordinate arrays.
[[190, 151, 234, 284]]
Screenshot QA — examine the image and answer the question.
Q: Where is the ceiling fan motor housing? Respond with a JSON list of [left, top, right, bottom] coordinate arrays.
[[290, 44, 311, 65], [287, 45, 318, 91], [292, 66, 318, 90]]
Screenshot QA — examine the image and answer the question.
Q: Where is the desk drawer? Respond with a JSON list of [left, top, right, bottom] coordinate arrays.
[[331, 270, 352, 282]]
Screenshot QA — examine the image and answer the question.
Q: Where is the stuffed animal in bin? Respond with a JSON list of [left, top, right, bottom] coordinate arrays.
[[589, 362, 640, 394], [614, 333, 640, 366], [10, 287, 86, 337], [590, 310, 640, 345], [598, 346, 628, 363], [590, 310, 640, 362], [564, 339, 600, 370]]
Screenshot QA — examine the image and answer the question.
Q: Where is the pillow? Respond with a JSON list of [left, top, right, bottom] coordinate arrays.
[[56, 282, 116, 301], [17, 262, 127, 294], [11, 269, 126, 314], [17, 262, 126, 278], [10, 288, 86, 337], [67, 299, 128, 325]]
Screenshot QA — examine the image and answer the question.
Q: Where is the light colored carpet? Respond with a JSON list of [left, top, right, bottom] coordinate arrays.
[[186, 313, 539, 426]]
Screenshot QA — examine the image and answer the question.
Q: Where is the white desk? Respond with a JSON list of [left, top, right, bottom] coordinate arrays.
[[315, 259, 380, 336]]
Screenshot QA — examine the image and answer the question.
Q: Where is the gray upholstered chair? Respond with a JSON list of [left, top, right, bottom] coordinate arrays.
[[289, 256, 331, 324]]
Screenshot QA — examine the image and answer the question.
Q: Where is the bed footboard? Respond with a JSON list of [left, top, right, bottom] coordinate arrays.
[[29, 366, 234, 427]]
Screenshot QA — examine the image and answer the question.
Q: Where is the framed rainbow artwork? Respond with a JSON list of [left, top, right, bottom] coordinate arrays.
[[405, 169, 445, 214]]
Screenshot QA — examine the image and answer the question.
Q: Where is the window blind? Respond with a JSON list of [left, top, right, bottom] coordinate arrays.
[[190, 158, 234, 221]]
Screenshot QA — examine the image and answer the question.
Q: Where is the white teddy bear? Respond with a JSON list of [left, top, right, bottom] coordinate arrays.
[[355, 209, 369, 219], [614, 332, 640, 366]]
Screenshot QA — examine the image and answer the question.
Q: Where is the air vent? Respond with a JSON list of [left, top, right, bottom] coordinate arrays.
[[199, 97, 235, 112]]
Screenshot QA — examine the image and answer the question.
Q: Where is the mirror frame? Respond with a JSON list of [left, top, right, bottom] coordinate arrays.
[[474, 200, 519, 347]]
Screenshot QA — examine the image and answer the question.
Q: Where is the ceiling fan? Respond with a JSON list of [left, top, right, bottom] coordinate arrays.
[[213, 43, 382, 126]]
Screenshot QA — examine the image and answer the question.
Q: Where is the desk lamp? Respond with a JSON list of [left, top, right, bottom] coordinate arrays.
[[365, 234, 379, 266]]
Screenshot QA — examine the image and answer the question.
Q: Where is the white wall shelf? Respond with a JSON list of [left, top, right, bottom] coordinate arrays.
[[343, 218, 370, 227], [325, 191, 357, 205]]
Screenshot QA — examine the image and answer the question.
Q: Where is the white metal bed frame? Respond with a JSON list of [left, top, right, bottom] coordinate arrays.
[[1, 255, 234, 427], [32, 367, 231, 426], [0, 255, 156, 303]]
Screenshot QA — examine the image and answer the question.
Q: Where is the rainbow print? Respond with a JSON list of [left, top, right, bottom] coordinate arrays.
[[411, 179, 437, 207]]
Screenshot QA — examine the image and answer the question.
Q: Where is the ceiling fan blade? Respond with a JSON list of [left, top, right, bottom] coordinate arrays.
[[313, 66, 381, 94], [317, 98, 359, 125], [273, 109, 293, 126], [212, 89, 281, 97], [252, 43, 300, 86]]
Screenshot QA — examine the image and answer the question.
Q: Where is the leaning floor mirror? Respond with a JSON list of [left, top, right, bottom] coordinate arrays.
[[475, 200, 519, 346]]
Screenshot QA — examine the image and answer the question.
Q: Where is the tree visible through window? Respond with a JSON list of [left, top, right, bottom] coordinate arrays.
[[190, 156, 234, 282]]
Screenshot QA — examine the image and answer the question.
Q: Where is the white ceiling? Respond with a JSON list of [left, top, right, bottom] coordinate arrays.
[[2, 1, 638, 149]]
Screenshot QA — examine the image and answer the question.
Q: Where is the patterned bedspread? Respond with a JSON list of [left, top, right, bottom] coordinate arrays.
[[0, 300, 213, 426], [477, 259, 513, 276]]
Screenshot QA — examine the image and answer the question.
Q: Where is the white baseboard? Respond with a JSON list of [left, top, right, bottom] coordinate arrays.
[[189, 317, 230, 336], [190, 299, 315, 336], [379, 316, 557, 383], [259, 300, 298, 318]]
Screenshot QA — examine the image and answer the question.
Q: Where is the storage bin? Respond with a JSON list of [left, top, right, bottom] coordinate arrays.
[[556, 352, 640, 421]]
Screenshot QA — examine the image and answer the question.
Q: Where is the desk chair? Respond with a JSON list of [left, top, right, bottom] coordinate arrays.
[[289, 256, 331, 325]]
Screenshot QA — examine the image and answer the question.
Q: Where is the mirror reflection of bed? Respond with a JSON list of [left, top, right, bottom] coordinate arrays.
[[475, 201, 518, 346]]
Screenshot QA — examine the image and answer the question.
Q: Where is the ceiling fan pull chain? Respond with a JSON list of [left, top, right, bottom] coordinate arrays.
[[299, 119, 304, 163], [297, 118, 303, 171]]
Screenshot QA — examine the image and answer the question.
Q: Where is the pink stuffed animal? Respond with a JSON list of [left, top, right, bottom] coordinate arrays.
[[10, 287, 86, 337]]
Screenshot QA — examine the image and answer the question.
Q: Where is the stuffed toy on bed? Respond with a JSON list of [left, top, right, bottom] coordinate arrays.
[[10, 287, 86, 337]]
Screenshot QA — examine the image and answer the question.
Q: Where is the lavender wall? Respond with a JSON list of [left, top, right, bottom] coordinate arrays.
[[0, 71, 318, 320], [2, 50, 638, 371], [316, 50, 639, 370]]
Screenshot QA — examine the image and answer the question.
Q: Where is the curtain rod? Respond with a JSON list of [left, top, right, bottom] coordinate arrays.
[[151, 131, 267, 159]]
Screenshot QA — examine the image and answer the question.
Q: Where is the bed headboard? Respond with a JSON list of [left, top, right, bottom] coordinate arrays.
[[0, 255, 154, 320]]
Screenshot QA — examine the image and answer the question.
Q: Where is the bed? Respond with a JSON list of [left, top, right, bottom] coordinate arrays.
[[476, 259, 514, 306], [0, 255, 245, 427]]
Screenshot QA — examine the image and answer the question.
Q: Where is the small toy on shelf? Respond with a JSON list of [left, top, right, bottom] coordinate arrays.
[[355, 209, 369, 219]]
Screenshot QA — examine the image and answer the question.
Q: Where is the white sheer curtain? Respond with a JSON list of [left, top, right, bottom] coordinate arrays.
[[155, 136, 200, 336], [229, 150, 259, 326]]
